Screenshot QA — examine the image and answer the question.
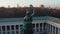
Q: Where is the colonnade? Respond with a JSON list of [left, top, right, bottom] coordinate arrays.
[[0, 23, 60, 34], [46, 24, 60, 34], [32, 23, 46, 34], [0, 25, 23, 34]]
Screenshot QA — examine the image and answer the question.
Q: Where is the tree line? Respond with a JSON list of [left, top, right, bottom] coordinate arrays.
[[0, 7, 60, 18]]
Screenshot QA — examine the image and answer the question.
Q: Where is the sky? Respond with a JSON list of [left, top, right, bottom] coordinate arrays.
[[0, 0, 60, 8]]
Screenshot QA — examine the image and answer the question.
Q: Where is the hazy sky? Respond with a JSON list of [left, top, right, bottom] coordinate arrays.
[[0, 0, 60, 8]]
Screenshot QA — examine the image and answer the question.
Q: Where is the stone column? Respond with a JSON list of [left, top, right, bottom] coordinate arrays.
[[55, 27, 56, 34], [35, 23, 36, 32], [52, 26, 53, 34], [49, 25, 51, 34], [5, 26, 7, 34], [50, 25, 52, 34], [58, 28, 60, 34], [49, 24, 50, 34], [48, 24, 49, 34], [58, 28, 59, 34], [48, 24, 50, 34], [39, 23, 40, 32], [14, 25, 16, 34], [19, 25, 20, 34], [46, 24, 48, 34], [39, 23, 41, 31], [10, 25, 12, 34], [42, 23, 43, 31], [1, 26, 2, 34]]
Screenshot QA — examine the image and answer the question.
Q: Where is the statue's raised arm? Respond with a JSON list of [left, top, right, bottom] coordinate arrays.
[[29, 4, 35, 16], [31, 8, 35, 16]]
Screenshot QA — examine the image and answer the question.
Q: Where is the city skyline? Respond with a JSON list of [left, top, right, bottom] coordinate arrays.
[[0, 0, 60, 8]]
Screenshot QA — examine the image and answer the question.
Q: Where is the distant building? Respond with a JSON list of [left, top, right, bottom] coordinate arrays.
[[0, 16, 60, 34], [17, 4, 20, 8], [40, 5, 45, 9], [8, 5, 10, 8]]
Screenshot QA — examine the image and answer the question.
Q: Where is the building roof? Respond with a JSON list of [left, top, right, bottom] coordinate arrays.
[[0, 16, 60, 23]]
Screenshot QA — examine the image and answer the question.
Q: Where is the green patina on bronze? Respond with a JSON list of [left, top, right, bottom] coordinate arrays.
[[21, 5, 35, 34]]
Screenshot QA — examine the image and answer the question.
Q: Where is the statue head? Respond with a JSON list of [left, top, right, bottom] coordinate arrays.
[[29, 4, 33, 8]]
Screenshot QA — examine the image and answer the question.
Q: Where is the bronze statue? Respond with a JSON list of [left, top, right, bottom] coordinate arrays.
[[23, 5, 35, 34]]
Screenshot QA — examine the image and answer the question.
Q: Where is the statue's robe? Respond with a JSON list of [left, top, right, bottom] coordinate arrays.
[[23, 16, 33, 34]]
